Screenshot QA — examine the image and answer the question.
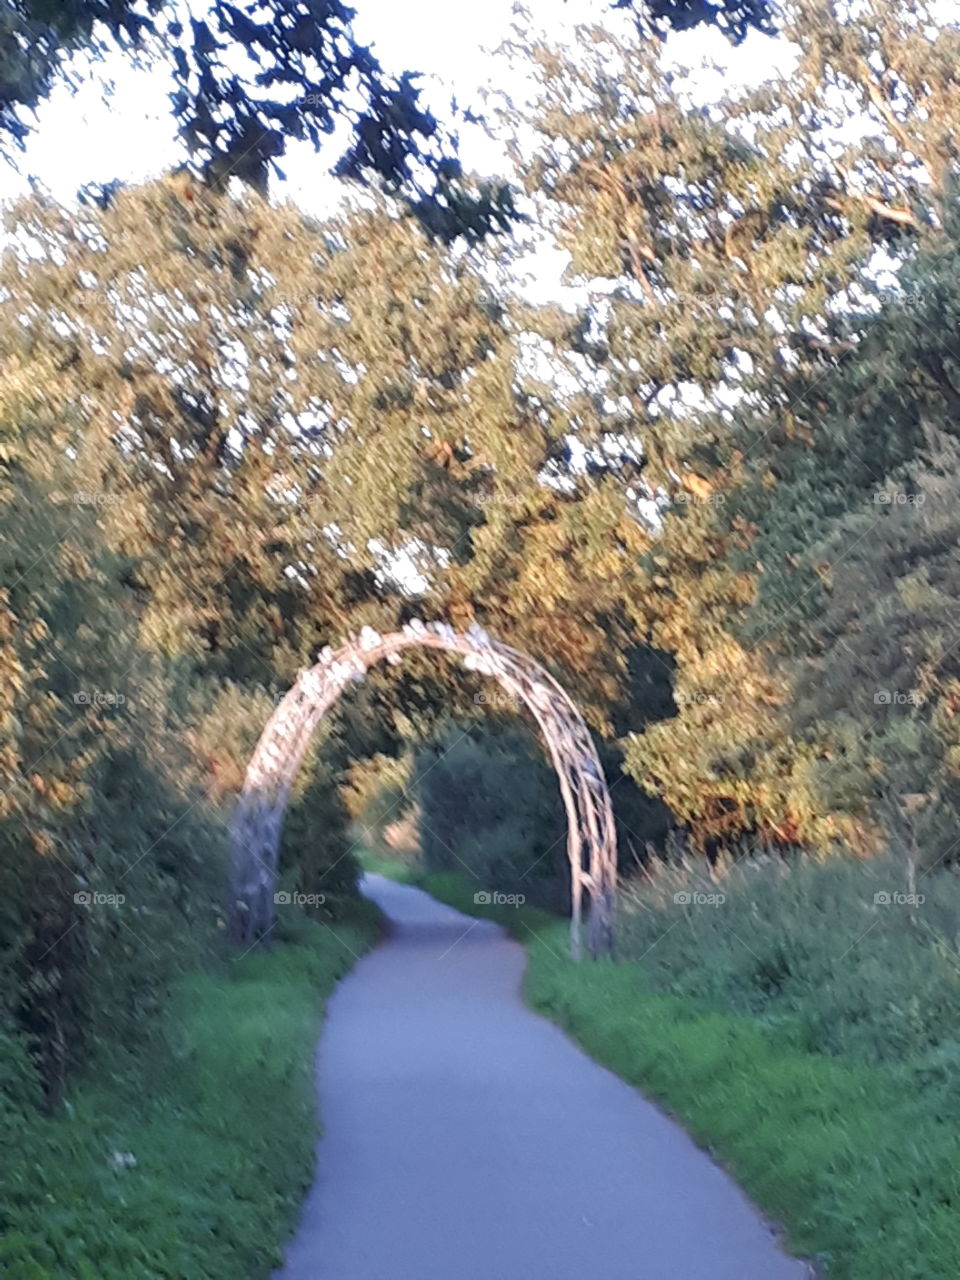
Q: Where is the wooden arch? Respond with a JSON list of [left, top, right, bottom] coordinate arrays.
[[228, 622, 618, 960]]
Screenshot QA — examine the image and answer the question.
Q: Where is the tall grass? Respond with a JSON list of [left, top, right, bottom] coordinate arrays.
[[617, 850, 960, 1067]]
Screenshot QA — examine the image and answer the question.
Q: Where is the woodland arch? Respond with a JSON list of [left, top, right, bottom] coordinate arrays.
[[228, 623, 618, 960]]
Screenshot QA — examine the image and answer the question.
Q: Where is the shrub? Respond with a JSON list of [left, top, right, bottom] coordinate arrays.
[[617, 848, 960, 1066], [414, 727, 569, 910]]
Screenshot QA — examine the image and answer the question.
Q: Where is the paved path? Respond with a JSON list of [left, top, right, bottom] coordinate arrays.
[[275, 874, 807, 1280]]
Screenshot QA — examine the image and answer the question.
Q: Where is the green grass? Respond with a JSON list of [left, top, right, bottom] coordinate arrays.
[[417, 870, 561, 939], [420, 871, 960, 1280], [0, 904, 381, 1280], [359, 854, 562, 935], [358, 850, 423, 884]]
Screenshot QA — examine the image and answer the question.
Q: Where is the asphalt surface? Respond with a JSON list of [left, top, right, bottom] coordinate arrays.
[[274, 873, 808, 1280]]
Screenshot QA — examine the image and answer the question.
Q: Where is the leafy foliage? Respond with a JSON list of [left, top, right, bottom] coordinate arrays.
[[415, 726, 570, 910], [1, 0, 778, 175], [506, 0, 960, 852], [2, 0, 518, 239], [5, 5, 960, 1271]]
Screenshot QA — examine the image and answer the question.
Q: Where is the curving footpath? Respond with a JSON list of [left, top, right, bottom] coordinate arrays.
[[274, 874, 808, 1280]]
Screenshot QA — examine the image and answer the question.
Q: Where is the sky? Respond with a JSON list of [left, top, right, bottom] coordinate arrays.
[[1, 0, 796, 288]]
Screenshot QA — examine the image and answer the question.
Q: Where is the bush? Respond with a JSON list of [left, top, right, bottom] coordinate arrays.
[[617, 848, 960, 1066], [280, 759, 361, 916], [414, 727, 569, 911]]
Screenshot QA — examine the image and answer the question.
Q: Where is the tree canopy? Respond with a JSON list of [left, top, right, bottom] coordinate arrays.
[[2, 0, 775, 236], [4, 0, 960, 1109]]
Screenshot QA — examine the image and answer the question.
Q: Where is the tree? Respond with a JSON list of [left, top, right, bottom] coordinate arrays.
[[505, 0, 960, 850], [742, 199, 960, 864], [0, 353, 229, 1099], [1, 1, 779, 237], [415, 724, 570, 910], [2, 0, 516, 240], [0, 173, 671, 968]]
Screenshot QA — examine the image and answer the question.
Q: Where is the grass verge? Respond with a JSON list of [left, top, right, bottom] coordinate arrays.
[[416, 869, 960, 1280], [358, 851, 423, 884], [0, 903, 381, 1280]]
